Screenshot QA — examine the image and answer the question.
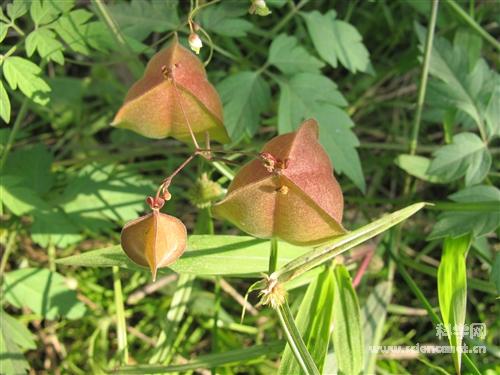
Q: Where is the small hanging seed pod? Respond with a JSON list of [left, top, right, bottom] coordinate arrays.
[[121, 197, 187, 281], [112, 36, 230, 144], [213, 119, 346, 246]]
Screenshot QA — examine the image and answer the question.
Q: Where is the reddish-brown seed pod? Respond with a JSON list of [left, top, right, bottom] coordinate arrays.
[[121, 199, 187, 280], [213, 119, 346, 246], [112, 36, 230, 144]]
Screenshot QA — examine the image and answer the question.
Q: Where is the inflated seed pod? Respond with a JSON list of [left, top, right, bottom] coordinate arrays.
[[112, 36, 230, 144], [121, 198, 187, 281], [213, 119, 346, 246]]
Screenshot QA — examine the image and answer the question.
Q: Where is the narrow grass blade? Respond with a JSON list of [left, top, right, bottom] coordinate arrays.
[[276, 300, 320, 375], [149, 274, 195, 364], [112, 266, 128, 365], [278, 267, 334, 374], [362, 281, 392, 373], [438, 234, 471, 374], [276, 203, 426, 283], [332, 264, 364, 375], [57, 235, 310, 277], [116, 341, 284, 374]]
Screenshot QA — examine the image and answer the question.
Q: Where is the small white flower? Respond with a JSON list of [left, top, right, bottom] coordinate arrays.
[[188, 33, 203, 54], [250, 0, 271, 16]]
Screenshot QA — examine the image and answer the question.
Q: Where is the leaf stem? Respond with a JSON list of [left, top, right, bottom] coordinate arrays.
[[409, 0, 439, 156], [0, 230, 16, 279], [112, 266, 129, 365], [443, 0, 500, 51], [276, 300, 320, 375], [268, 238, 278, 273], [270, 0, 309, 35], [0, 97, 29, 172]]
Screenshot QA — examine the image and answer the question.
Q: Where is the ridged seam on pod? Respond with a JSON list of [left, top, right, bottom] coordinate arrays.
[[213, 119, 346, 246], [120, 197, 187, 281], [112, 36, 230, 144]]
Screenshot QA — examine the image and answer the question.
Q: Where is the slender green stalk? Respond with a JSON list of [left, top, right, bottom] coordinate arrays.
[[0, 98, 29, 171], [48, 244, 56, 272], [276, 301, 320, 375], [270, 0, 309, 35], [444, 0, 500, 51], [409, 0, 439, 156], [112, 266, 129, 365], [269, 237, 279, 274], [0, 230, 16, 278]]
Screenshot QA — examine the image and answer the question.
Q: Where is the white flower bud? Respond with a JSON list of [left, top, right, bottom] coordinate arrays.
[[188, 33, 203, 55]]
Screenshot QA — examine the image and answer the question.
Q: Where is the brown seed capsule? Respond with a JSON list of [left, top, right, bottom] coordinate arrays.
[[121, 204, 187, 281], [213, 119, 346, 246], [112, 36, 230, 144]]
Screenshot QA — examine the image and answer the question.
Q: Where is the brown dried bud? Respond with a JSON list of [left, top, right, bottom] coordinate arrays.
[[112, 36, 229, 144], [121, 209, 187, 281], [213, 119, 346, 246]]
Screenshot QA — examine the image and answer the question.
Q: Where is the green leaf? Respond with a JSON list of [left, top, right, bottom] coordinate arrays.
[[362, 281, 392, 374], [3, 268, 86, 320], [216, 71, 270, 141], [6, 0, 28, 21], [118, 341, 284, 374], [57, 235, 310, 276], [427, 132, 491, 186], [0, 176, 49, 216], [303, 10, 370, 73], [0, 80, 10, 123], [277, 73, 365, 191], [417, 24, 498, 139], [430, 185, 500, 239], [453, 29, 482, 71], [29, 0, 63, 25], [492, 253, 500, 294], [106, 0, 179, 41], [395, 154, 447, 183], [198, 2, 253, 37], [0, 310, 36, 375], [268, 34, 324, 75], [276, 203, 427, 284], [2, 56, 51, 105], [438, 234, 471, 374], [60, 163, 154, 230], [332, 264, 363, 375], [25, 27, 65, 64], [3, 144, 54, 194], [276, 301, 320, 375], [31, 208, 83, 248], [0, 21, 8, 43], [279, 267, 334, 374]]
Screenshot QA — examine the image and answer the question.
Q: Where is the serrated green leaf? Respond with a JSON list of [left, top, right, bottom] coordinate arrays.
[[0, 80, 10, 123], [303, 10, 370, 73], [395, 154, 447, 183], [30, 0, 59, 25], [106, 0, 179, 41], [2, 56, 51, 105], [25, 27, 65, 64], [0, 310, 35, 375], [6, 0, 28, 21], [0, 21, 8, 42], [277, 73, 365, 191], [428, 132, 491, 186], [57, 235, 310, 276], [279, 267, 334, 374], [268, 34, 324, 75], [430, 185, 500, 239], [0, 176, 49, 216], [453, 29, 482, 71], [3, 268, 86, 320], [417, 24, 498, 140], [217, 71, 270, 140], [332, 264, 364, 375], [198, 2, 253, 37], [438, 234, 471, 374]]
